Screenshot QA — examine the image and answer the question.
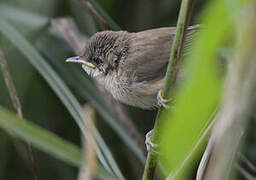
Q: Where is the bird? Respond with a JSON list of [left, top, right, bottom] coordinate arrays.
[[66, 25, 199, 109]]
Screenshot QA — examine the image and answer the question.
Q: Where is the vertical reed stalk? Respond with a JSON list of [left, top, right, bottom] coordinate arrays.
[[142, 0, 195, 179]]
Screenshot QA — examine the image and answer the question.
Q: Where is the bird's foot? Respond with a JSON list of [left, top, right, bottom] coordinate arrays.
[[157, 90, 171, 109], [145, 129, 159, 154]]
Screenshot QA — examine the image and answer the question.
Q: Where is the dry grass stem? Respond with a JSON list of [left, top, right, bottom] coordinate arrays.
[[0, 50, 23, 118], [0, 49, 39, 180], [82, 0, 110, 30], [197, 4, 256, 179], [50, 18, 84, 55], [78, 104, 98, 180]]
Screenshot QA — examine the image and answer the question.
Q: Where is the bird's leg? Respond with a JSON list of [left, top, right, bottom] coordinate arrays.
[[157, 90, 171, 109], [145, 129, 159, 154]]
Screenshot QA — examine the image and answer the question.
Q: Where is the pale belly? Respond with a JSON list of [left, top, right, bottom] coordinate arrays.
[[98, 74, 158, 109]]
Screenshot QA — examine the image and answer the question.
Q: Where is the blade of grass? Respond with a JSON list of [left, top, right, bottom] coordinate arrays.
[[41, 47, 146, 163], [0, 16, 124, 179], [0, 106, 83, 166], [159, 0, 232, 179], [68, 0, 97, 35], [0, 5, 146, 165], [0, 4, 47, 30], [235, 164, 256, 180], [0, 106, 116, 180], [200, 2, 256, 179]]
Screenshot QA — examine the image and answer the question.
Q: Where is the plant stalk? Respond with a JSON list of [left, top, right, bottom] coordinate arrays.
[[0, 49, 40, 180], [142, 0, 195, 179]]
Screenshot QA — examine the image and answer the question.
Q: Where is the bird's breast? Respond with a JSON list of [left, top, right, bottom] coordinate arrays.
[[96, 72, 157, 109]]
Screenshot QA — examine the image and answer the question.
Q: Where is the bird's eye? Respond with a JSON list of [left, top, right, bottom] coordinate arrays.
[[93, 57, 103, 65]]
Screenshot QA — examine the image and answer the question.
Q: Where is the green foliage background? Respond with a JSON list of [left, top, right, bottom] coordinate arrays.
[[0, 0, 255, 180], [0, 0, 207, 179]]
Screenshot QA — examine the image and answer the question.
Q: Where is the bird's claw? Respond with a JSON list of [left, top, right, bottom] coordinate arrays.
[[145, 130, 159, 154], [157, 90, 171, 109]]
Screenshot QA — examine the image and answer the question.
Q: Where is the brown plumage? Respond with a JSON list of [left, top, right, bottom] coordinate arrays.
[[66, 25, 199, 109]]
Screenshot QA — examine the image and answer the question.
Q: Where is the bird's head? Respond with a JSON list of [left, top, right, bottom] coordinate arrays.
[[66, 31, 130, 78]]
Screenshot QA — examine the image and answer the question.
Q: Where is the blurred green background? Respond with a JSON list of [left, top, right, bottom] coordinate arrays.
[[1, 0, 246, 179]]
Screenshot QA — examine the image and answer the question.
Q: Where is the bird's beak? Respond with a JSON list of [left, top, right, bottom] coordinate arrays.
[[66, 56, 96, 69]]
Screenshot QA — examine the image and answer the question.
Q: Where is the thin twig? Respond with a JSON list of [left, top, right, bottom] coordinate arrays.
[[50, 18, 145, 153], [142, 0, 195, 179], [78, 104, 98, 180], [50, 19, 84, 55], [81, 0, 121, 30], [82, 0, 110, 30], [238, 153, 256, 176], [0, 49, 39, 180]]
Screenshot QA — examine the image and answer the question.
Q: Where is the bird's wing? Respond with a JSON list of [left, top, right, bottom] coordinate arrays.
[[124, 25, 199, 85]]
